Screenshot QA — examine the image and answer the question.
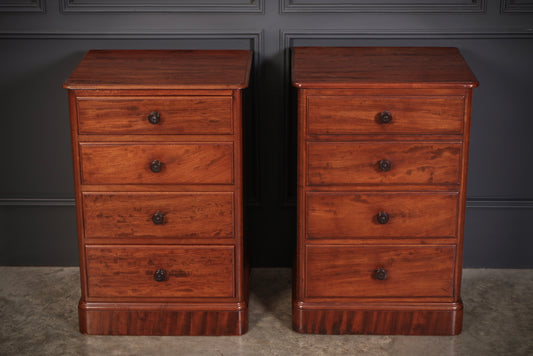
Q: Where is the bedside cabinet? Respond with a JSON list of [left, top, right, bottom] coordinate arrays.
[[292, 47, 478, 335], [64, 50, 252, 335]]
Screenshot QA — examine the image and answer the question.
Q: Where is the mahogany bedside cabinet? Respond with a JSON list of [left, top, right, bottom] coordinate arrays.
[[63, 49, 252, 335], [292, 47, 478, 335]]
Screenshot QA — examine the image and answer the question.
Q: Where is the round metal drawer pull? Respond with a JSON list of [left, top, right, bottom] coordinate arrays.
[[150, 160, 162, 173], [378, 159, 392, 172], [375, 268, 387, 281], [154, 269, 167, 282], [152, 211, 164, 225], [377, 211, 390, 224], [148, 111, 160, 124], [379, 110, 393, 124]]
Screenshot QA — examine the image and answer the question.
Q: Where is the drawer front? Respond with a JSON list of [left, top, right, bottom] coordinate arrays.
[[80, 143, 233, 185], [77, 96, 233, 135], [307, 192, 458, 239], [308, 142, 461, 185], [86, 245, 234, 298], [307, 96, 464, 135], [83, 192, 234, 239], [306, 245, 455, 298]]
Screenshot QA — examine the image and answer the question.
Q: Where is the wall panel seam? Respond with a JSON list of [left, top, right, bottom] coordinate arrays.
[[466, 199, 533, 208], [0, 198, 75, 206], [0, 31, 264, 39], [0, 0, 45, 13], [280, 0, 486, 14], [500, 0, 533, 13], [281, 30, 533, 43], [60, 0, 263, 13]]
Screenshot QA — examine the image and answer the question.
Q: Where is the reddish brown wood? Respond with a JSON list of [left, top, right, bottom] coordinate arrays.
[[80, 184, 236, 193], [307, 141, 462, 185], [78, 135, 236, 143], [77, 96, 233, 135], [294, 47, 478, 335], [231, 89, 247, 305], [68, 90, 90, 301], [293, 303, 463, 335], [65, 50, 250, 335], [306, 245, 455, 298], [292, 47, 478, 89], [80, 143, 233, 185], [85, 245, 234, 298], [63, 50, 252, 90], [79, 302, 248, 336], [307, 192, 458, 239], [454, 88, 475, 301], [307, 95, 465, 135], [82, 192, 234, 239]]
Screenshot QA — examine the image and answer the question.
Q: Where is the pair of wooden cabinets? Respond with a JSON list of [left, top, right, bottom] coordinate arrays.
[[64, 47, 477, 336]]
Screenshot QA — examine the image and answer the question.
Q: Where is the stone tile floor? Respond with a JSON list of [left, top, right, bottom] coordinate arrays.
[[0, 267, 531, 355]]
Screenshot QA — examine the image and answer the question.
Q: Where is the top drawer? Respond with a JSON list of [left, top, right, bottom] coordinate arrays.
[[77, 96, 233, 135], [307, 96, 464, 135]]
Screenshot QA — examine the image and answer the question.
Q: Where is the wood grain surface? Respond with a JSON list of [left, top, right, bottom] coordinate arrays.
[[307, 141, 461, 185], [64, 50, 252, 90], [307, 95, 464, 135], [79, 304, 248, 336], [292, 47, 478, 88], [66, 50, 250, 335], [82, 192, 234, 240], [85, 245, 234, 298], [293, 47, 476, 335], [293, 306, 462, 335], [80, 143, 233, 185], [306, 192, 458, 239], [77, 96, 233, 135], [305, 245, 455, 298]]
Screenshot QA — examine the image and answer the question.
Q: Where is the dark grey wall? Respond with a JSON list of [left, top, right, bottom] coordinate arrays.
[[0, 0, 532, 267]]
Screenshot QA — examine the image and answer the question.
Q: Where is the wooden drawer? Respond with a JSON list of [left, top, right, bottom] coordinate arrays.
[[85, 245, 234, 298], [306, 245, 455, 298], [83, 192, 233, 240], [307, 192, 458, 239], [307, 96, 464, 135], [80, 142, 233, 185], [307, 142, 461, 185], [77, 96, 233, 135]]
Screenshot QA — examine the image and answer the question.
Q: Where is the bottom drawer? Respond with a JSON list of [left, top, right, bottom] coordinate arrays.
[[86, 245, 234, 298], [306, 245, 455, 298]]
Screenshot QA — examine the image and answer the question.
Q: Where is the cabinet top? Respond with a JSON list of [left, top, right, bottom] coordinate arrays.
[[292, 47, 478, 89], [63, 49, 252, 90]]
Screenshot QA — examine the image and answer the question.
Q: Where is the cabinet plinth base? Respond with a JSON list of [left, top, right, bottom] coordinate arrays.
[[79, 301, 248, 336], [293, 301, 463, 335]]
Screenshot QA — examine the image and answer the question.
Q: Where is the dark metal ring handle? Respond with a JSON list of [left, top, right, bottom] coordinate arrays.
[[154, 269, 167, 282], [377, 211, 389, 224], [150, 160, 162, 173], [378, 159, 392, 172], [152, 211, 164, 225], [379, 111, 393, 124], [148, 111, 160, 124], [375, 267, 387, 281]]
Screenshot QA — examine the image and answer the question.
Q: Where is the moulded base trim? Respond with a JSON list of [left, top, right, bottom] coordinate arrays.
[[79, 300, 248, 335], [293, 300, 463, 335]]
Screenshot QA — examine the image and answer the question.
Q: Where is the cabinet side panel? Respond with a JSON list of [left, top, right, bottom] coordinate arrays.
[[455, 88, 474, 300], [296, 88, 309, 303], [68, 91, 88, 304], [232, 89, 246, 303]]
